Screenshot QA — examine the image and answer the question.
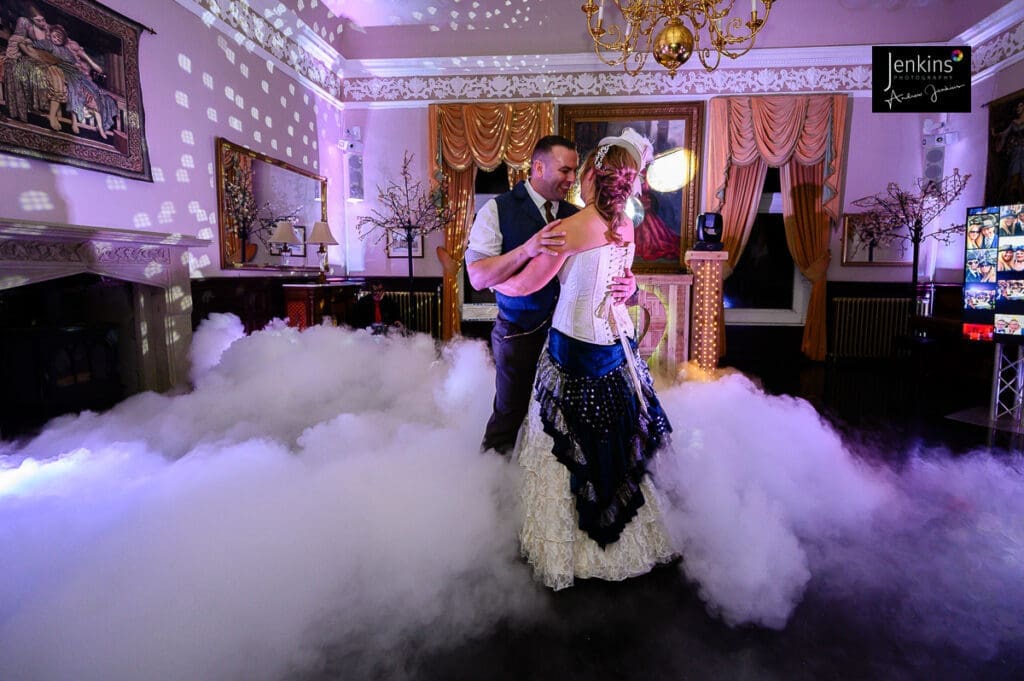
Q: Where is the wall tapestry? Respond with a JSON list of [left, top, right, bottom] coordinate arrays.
[[0, 0, 151, 180]]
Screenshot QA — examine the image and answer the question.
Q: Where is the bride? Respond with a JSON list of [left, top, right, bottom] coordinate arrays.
[[493, 129, 677, 590]]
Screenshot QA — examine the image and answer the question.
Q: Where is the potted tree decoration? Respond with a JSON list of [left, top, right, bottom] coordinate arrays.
[[850, 169, 970, 295], [357, 151, 456, 326]]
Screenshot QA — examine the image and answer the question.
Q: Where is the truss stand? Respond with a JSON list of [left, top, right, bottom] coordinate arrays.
[[990, 342, 1024, 427], [948, 343, 1024, 445]]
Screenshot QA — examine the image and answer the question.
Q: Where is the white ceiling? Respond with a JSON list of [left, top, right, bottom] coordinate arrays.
[[292, 0, 1015, 62]]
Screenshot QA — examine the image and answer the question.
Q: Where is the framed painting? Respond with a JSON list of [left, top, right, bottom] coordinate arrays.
[[0, 0, 152, 180], [559, 102, 704, 273], [387, 231, 423, 258], [986, 88, 1024, 206], [841, 214, 911, 266]]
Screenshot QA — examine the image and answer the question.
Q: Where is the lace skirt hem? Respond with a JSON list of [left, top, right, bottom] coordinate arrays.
[[517, 410, 676, 591]]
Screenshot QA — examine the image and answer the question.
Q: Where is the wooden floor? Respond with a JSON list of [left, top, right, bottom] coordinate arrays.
[[298, 356, 1022, 681]]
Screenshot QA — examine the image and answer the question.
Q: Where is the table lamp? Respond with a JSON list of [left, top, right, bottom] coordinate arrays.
[[307, 220, 338, 284], [271, 220, 301, 265]]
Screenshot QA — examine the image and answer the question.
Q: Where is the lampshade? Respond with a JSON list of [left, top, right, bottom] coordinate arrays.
[[270, 220, 300, 244], [308, 221, 338, 245]]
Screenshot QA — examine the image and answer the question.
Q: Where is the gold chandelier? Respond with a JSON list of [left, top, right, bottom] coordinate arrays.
[[581, 1, 776, 76]]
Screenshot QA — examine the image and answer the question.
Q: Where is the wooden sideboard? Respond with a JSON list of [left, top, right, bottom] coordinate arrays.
[[282, 281, 362, 329]]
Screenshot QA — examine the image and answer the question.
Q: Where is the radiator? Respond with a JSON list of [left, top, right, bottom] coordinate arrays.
[[389, 290, 441, 338], [830, 296, 914, 360]]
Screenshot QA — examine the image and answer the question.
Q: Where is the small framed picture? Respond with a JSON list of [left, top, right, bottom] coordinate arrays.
[[387, 231, 424, 258], [841, 214, 910, 266], [269, 224, 306, 257]]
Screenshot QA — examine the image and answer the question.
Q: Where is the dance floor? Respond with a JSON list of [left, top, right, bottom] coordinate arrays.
[[303, 360, 1022, 681], [3, 322, 1021, 681]]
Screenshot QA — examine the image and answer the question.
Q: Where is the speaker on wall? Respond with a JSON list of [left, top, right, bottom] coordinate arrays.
[[347, 153, 364, 202], [921, 137, 945, 182]]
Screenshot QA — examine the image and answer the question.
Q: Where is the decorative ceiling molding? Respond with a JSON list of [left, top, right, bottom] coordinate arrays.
[[958, 0, 1024, 45], [343, 15, 1024, 105], [174, 0, 1022, 107], [971, 18, 1024, 82], [175, 0, 345, 104], [343, 64, 875, 104]]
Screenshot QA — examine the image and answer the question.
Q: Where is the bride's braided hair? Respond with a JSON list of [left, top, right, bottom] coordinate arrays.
[[583, 143, 638, 245]]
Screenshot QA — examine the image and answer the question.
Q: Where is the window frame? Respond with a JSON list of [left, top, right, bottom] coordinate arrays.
[[723, 190, 810, 327]]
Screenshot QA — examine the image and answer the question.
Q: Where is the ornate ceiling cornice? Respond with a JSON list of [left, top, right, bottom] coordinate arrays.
[[970, 18, 1024, 81], [342, 16, 1024, 105], [175, 1, 1023, 107], [175, 0, 344, 103], [342, 64, 876, 105]]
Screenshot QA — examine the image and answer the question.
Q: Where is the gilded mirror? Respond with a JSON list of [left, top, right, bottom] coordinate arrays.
[[216, 137, 327, 270]]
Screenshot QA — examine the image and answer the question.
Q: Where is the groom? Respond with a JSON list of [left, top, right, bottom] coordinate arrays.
[[465, 135, 637, 454], [465, 135, 579, 454]]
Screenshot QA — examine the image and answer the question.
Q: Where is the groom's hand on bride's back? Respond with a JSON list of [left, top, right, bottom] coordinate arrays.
[[524, 220, 566, 258]]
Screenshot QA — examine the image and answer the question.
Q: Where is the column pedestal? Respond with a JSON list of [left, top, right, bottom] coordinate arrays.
[[684, 250, 729, 378]]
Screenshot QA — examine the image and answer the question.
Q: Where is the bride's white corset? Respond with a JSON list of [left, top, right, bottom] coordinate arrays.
[[552, 243, 635, 345]]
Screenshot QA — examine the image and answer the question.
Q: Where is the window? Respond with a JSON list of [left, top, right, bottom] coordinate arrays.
[[459, 164, 508, 319], [723, 168, 810, 326]]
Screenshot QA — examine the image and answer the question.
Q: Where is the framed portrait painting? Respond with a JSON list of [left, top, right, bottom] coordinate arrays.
[[0, 0, 152, 180], [559, 102, 704, 273], [986, 88, 1024, 206], [841, 214, 911, 266]]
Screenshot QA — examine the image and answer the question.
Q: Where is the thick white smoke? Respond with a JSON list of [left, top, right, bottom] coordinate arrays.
[[2, 317, 1022, 680]]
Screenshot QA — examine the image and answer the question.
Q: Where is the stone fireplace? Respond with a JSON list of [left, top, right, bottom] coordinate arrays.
[[0, 219, 209, 436]]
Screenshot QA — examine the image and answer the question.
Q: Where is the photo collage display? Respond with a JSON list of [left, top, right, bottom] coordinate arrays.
[[963, 203, 1024, 342]]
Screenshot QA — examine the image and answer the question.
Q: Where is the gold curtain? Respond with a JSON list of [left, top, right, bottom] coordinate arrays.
[[429, 102, 554, 340], [703, 94, 849, 360], [782, 160, 831, 359]]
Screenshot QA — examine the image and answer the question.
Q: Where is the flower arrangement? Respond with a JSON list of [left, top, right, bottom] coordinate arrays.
[[222, 152, 306, 261], [222, 156, 258, 261]]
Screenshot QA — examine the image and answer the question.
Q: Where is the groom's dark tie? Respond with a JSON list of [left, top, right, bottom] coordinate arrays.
[[543, 200, 554, 224]]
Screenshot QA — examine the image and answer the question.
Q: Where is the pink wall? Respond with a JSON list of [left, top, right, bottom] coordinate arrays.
[[342, 106, 445, 279], [349, 82, 1020, 285], [833, 67, 1024, 284], [0, 0, 345, 278], [4, 0, 1015, 286]]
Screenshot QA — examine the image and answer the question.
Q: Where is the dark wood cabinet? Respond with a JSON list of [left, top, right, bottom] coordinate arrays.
[[282, 282, 361, 329]]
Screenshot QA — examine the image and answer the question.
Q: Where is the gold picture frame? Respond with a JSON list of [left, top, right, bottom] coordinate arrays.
[[841, 213, 911, 266], [216, 137, 325, 270], [558, 102, 705, 273]]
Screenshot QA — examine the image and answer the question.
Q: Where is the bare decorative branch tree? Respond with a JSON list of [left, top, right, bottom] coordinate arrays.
[[252, 201, 305, 251], [850, 169, 971, 292], [357, 151, 456, 322]]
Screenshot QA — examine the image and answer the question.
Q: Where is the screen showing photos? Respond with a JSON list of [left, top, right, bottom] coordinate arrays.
[[963, 202, 1024, 343]]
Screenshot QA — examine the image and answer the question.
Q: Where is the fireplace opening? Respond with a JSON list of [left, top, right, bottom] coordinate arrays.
[[0, 273, 136, 439]]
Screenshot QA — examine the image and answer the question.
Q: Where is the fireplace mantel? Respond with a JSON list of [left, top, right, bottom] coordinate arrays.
[[0, 219, 209, 291], [0, 218, 211, 392]]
